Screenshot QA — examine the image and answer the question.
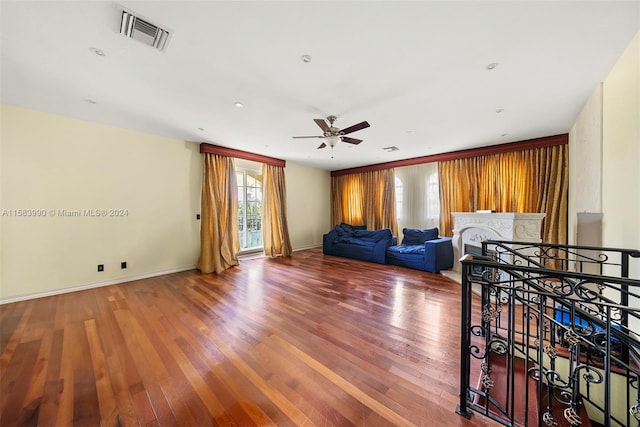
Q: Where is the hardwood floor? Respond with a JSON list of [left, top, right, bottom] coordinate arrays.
[[1, 248, 501, 426]]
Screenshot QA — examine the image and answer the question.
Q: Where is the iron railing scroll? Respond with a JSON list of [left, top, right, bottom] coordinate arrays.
[[457, 241, 640, 427]]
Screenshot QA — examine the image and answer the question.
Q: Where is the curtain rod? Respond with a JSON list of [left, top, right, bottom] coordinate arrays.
[[200, 143, 286, 168], [331, 134, 568, 177]]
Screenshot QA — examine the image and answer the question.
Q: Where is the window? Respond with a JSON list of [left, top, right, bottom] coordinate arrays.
[[237, 170, 262, 250], [395, 163, 440, 230], [426, 171, 440, 221], [395, 176, 403, 221]]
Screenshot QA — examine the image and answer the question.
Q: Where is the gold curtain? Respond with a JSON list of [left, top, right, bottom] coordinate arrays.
[[196, 153, 240, 274], [438, 144, 568, 245], [531, 146, 568, 247], [331, 174, 364, 226], [262, 164, 292, 257], [331, 169, 398, 236]]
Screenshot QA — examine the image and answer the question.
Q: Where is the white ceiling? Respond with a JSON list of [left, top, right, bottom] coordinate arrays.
[[1, 1, 638, 171]]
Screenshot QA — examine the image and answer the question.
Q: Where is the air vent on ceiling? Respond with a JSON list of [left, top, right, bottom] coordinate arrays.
[[119, 7, 171, 52]]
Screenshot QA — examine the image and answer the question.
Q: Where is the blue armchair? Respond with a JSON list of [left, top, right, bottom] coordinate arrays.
[[386, 227, 454, 273]]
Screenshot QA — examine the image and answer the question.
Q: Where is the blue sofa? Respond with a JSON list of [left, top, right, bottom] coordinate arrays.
[[322, 223, 396, 264], [385, 227, 454, 273]]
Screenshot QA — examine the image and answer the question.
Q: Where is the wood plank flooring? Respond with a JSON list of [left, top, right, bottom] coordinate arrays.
[[1, 248, 501, 426]]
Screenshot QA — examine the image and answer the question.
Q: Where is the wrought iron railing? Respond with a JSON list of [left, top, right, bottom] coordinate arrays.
[[456, 241, 640, 427]]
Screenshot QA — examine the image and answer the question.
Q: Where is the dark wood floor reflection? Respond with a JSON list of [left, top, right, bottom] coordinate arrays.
[[1, 248, 500, 426]]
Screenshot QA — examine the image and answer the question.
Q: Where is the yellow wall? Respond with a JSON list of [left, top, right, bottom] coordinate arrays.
[[1, 105, 202, 301], [568, 84, 602, 245], [569, 31, 640, 277], [285, 162, 331, 250], [0, 105, 331, 301], [562, 34, 640, 424], [521, 345, 631, 425], [569, 32, 639, 341], [602, 32, 640, 338], [602, 31, 640, 274], [235, 158, 331, 251]]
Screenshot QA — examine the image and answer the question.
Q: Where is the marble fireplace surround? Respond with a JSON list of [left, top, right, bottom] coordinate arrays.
[[451, 212, 546, 272]]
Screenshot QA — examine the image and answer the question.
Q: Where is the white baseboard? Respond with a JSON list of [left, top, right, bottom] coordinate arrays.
[[0, 266, 195, 305], [441, 270, 461, 284], [2, 246, 324, 304], [293, 243, 322, 251], [238, 244, 322, 260]]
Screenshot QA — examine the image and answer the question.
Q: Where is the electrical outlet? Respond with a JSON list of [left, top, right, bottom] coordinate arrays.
[[121, 262, 127, 269], [97, 264, 104, 272]]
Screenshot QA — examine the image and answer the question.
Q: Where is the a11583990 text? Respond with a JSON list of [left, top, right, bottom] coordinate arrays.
[[2, 209, 129, 217]]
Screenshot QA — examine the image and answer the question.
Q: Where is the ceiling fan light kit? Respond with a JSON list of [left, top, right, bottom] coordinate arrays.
[[326, 135, 340, 148], [292, 115, 370, 155]]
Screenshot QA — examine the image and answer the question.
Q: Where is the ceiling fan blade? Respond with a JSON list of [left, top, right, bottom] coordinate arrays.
[[292, 135, 323, 139], [317, 143, 327, 149], [342, 136, 362, 145], [314, 119, 330, 132], [340, 121, 370, 135]]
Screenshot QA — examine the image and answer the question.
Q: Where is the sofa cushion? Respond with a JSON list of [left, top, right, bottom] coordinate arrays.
[[340, 222, 367, 231], [336, 237, 377, 247], [336, 223, 354, 236], [387, 244, 425, 255], [353, 228, 392, 242], [402, 227, 439, 245]]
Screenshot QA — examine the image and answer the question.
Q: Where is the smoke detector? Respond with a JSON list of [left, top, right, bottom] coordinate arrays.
[[118, 6, 172, 52]]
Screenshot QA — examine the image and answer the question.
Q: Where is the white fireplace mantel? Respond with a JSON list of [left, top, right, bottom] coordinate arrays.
[[451, 212, 546, 271]]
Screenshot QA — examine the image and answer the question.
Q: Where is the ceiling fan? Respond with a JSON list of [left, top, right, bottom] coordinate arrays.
[[292, 115, 370, 150]]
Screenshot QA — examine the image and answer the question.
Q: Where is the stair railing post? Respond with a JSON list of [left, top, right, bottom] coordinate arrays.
[[604, 306, 612, 427], [456, 255, 473, 419], [621, 251, 631, 365]]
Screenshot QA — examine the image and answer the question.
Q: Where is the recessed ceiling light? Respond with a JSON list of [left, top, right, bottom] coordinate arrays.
[[486, 62, 499, 70], [89, 47, 106, 57], [84, 99, 97, 104], [496, 108, 504, 113], [234, 102, 244, 108], [301, 54, 312, 63], [198, 127, 204, 131], [383, 146, 399, 152]]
